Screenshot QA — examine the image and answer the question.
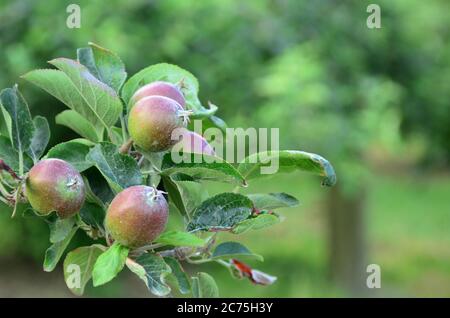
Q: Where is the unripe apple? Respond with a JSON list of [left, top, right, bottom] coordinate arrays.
[[131, 81, 185, 109], [105, 185, 168, 248], [128, 95, 186, 152], [174, 128, 215, 156], [25, 159, 85, 218]]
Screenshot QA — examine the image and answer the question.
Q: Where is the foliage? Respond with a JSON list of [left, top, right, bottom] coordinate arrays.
[[1, 0, 449, 166], [0, 43, 336, 297]]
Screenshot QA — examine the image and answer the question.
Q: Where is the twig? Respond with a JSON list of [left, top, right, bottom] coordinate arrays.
[[119, 138, 134, 154], [106, 233, 113, 246], [10, 187, 21, 218], [154, 234, 218, 262], [120, 113, 128, 143], [185, 257, 211, 264], [0, 159, 21, 180], [201, 233, 217, 254], [157, 246, 194, 259], [216, 259, 232, 268], [132, 242, 165, 254], [0, 196, 9, 205], [0, 181, 12, 199], [0, 174, 15, 190], [137, 155, 145, 167]]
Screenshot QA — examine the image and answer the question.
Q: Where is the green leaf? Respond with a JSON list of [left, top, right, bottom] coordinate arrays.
[[232, 214, 281, 234], [82, 176, 106, 208], [187, 193, 253, 232], [0, 136, 18, 171], [49, 58, 123, 129], [0, 86, 34, 156], [22, 58, 122, 132], [162, 153, 245, 185], [192, 272, 219, 298], [238, 150, 337, 187], [48, 215, 76, 243], [122, 63, 197, 106], [0, 105, 11, 137], [45, 140, 93, 172], [63, 244, 104, 296], [174, 180, 209, 215], [139, 147, 164, 170], [70, 138, 96, 147], [79, 202, 106, 231], [247, 192, 299, 210], [110, 126, 124, 145], [206, 115, 228, 133], [26, 116, 50, 163], [22, 207, 40, 218], [139, 149, 164, 187], [83, 168, 115, 205], [164, 257, 191, 294], [86, 142, 142, 193], [162, 176, 187, 217], [92, 242, 129, 287], [43, 226, 78, 272], [162, 176, 208, 217], [211, 242, 263, 261], [55, 110, 102, 142], [122, 63, 214, 118], [0, 136, 33, 173], [127, 253, 172, 297], [77, 42, 127, 92], [155, 231, 205, 247], [190, 103, 218, 119]]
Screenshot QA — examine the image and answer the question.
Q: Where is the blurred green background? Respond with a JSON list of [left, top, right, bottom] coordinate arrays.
[[0, 0, 449, 297]]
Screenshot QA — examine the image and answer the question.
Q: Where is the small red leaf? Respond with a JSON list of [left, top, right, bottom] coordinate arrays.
[[230, 259, 277, 286], [250, 269, 277, 285]]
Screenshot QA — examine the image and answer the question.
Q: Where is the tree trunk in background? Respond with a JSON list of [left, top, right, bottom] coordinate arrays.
[[327, 184, 367, 296]]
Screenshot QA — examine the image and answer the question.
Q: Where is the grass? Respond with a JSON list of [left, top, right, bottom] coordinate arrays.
[[367, 174, 450, 297]]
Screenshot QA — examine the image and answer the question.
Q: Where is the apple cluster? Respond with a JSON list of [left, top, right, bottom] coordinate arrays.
[[25, 81, 215, 249]]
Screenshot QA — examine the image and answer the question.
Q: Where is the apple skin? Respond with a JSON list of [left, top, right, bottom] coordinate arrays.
[[128, 95, 186, 152], [25, 159, 85, 218], [131, 81, 185, 109], [105, 185, 169, 248], [175, 128, 215, 156]]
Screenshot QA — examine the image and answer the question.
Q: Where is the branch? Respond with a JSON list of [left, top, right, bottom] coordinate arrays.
[[157, 246, 194, 259], [155, 234, 218, 261], [0, 181, 12, 200], [0, 196, 9, 205], [10, 186, 22, 218], [119, 138, 133, 154], [0, 159, 21, 180], [129, 243, 165, 258]]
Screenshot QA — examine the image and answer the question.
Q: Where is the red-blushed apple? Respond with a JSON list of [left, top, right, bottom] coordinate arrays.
[[105, 185, 169, 248], [128, 95, 187, 152], [131, 81, 185, 108], [25, 159, 85, 218]]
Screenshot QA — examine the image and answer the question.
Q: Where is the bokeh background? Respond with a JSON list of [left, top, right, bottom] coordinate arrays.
[[0, 0, 449, 297]]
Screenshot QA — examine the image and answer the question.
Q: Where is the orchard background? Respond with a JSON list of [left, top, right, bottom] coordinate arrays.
[[0, 0, 449, 297]]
